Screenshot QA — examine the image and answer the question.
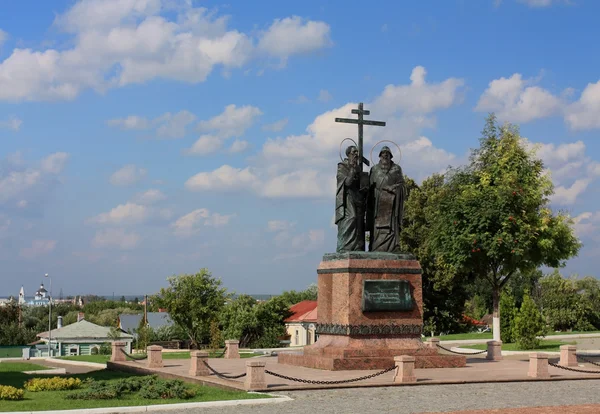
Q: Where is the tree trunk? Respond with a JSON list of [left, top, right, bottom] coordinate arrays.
[[492, 286, 501, 342]]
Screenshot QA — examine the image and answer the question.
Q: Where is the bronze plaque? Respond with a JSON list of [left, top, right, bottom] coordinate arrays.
[[362, 280, 413, 312]]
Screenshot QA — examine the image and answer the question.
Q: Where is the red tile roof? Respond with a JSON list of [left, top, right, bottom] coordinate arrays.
[[285, 300, 318, 323]]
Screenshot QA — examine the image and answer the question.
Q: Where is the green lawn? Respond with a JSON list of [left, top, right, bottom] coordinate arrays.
[[57, 351, 257, 364], [0, 370, 269, 412], [437, 330, 600, 342], [0, 362, 51, 373], [461, 339, 576, 352]]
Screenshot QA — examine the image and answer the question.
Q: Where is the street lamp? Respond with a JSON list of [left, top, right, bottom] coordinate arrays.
[[45, 273, 52, 357]]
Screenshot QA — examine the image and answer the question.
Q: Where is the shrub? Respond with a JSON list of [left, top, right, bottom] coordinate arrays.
[[513, 293, 546, 350], [138, 379, 195, 399], [24, 377, 83, 392], [499, 292, 517, 343], [66, 375, 162, 400], [99, 342, 112, 355], [0, 385, 24, 401]]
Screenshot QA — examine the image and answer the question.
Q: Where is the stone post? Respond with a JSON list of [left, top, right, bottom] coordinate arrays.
[[225, 339, 240, 359], [559, 345, 578, 367], [393, 355, 417, 383], [528, 353, 550, 378], [147, 345, 163, 368], [189, 351, 210, 376], [486, 340, 502, 361], [244, 361, 267, 390], [425, 338, 440, 350], [110, 342, 127, 362]]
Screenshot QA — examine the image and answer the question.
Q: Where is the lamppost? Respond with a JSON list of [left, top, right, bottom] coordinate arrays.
[[45, 273, 52, 357]]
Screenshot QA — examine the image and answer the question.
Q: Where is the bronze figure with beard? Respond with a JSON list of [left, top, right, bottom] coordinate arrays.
[[366, 146, 406, 253], [335, 145, 368, 252]]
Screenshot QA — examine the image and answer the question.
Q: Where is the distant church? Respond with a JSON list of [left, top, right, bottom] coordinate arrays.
[[15, 284, 84, 307]]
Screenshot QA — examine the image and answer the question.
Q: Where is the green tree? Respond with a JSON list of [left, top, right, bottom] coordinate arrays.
[[155, 269, 229, 347], [513, 292, 546, 349], [499, 291, 516, 343], [429, 114, 581, 341], [400, 175, 474, 335], [220, 295, 259, 347], [209, 320, 224, 350]]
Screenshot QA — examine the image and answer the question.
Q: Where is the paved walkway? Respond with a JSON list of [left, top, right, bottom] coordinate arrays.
[[145, 380, 600, 414], [111, 353, 600, 391]]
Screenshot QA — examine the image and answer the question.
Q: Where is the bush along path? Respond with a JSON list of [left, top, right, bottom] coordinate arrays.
[[0, 371, 269, 411]]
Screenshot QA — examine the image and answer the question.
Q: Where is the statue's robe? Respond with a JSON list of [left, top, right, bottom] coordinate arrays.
[[367, 162, 406, 253], [335, 159, 363, 252]]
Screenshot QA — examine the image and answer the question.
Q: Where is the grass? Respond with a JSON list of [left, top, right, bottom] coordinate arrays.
[[0, 370, 269, 412], [460, 339, 576, 352], [0, 362, 51, 372], [437, 330, 600, 341], [57, 350, 257, 364]]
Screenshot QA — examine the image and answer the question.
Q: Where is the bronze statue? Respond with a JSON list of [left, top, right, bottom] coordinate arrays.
[[334, 103, 406, 253], [366, 146, 406, 253], [335, 146, 367, 252]]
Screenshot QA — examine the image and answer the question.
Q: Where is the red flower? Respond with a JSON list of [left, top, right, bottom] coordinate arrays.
[[511, 250, 515, 253]]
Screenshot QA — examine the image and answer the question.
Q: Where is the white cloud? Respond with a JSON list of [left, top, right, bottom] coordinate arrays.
[[186, 66, 465, 201], [106, 115, 150, 130], [108, 110, 196, 138], [565, 80, 600, 130], [0, 2, 331, 102], [0, 29, 7, 47], [257, 16, 332, 66], [526, 139, 598, 205], [267, 220, 295, 232], [372, 66, 465, 116], [134, 189, 166, 204], [0, 152, 69, 207], [197, 104, 262, 139], [0, 116, 22, 131], [318, 89, 332, 102], [155, 110, 196, 139], [89, 202, 149, 225], [517, 0, 570, 7], [185, 165, 260, 192], [109, 164, 147, 186], [40, 152, 70, 174], [172, 208, 235, 236], [262, 118, 288, 132], [552, 179, 591, 205], [572, 211, 600, 238], [20, 239, 57, 259], [92, 228, 140, 249], [475, 73, 562, 123], [229, 139, 249, 153], [185, 135, 223, 155]]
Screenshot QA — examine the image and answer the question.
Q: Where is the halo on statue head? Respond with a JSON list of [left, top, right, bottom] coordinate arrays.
[[339, 137, 359, 162], [370, 140, 402, 166]]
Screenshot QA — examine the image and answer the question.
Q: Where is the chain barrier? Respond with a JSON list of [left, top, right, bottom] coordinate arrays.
[[264, 365, 397, 385], [214, 347, 227, 358], [202, 360, 247, 379], [119, 349, 148, 360], [548, 359, 600, 374], [436, 344, 487, 355], [576, 354, 600, 367]]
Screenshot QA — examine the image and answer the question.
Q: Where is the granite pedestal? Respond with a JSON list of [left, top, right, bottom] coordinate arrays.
[[278, 252, 466, 370]]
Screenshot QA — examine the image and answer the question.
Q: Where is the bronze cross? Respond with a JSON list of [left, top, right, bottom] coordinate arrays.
[[335, 102, 386, 172]]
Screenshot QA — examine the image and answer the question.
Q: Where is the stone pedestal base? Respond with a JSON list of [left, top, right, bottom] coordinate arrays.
[[278, 335, 465, 370], [278, 252, 466, 371]]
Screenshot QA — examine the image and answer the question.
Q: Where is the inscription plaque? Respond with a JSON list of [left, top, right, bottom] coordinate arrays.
[[362, 280, 413, 312]]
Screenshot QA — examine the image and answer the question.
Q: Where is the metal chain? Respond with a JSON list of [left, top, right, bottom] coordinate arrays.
[[437, 344, 487, 355], [202, 360, 247, 379], [264, 365, 397, 385], [548, 360, 600, 374], [577, 354, 600, 367], [119, 348, 148, 360], [215, 346, 227, 358]]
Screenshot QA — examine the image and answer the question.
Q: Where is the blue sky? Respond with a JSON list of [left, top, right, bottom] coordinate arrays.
[[1, 0, 599, 297]]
